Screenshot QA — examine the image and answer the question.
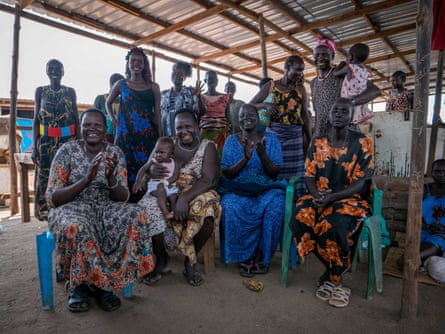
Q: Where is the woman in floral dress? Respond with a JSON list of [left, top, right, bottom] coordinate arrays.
[[250, 55, 312, 197], [291, 97, 373, 308], [46, 109, 154, 313], [107, 47, 161, 202]]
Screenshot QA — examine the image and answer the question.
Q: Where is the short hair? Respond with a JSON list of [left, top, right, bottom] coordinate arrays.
[[259, 77, 272, 88], [174, 61, 192, 78], [174, 108, 198, 124], [81, 108, 106, 125], [125, 47, 152, 83], [432, 159, 445, 170], [46, 59, 64, 75], [392, 70, 407, 82], [240, 103, 258, 115], [156, 136, 175, 151], [349, 43, 369, 63], [109, 73, 124, 87], [284, 55, 304, 70]]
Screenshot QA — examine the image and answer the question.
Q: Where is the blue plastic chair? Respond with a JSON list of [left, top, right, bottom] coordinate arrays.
[[36, 231, 135, 310], [36, 231, 56, 311]]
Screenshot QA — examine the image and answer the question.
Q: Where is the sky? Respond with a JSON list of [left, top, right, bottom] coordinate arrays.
[[0, 10, 258, 106]]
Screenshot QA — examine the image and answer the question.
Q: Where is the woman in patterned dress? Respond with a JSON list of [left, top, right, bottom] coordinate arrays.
[[386, 70, 413, 120], [135, 108, 221, 286], [32, 59, 80, 221], [106, 47, 162, 202], [200, 70, 230, 158], [160, 61, 205, 137], [219, 104, 286, 277], [46, 109, 154, 313], [290, 97, 374, 308], [250, 55, 312, 198]]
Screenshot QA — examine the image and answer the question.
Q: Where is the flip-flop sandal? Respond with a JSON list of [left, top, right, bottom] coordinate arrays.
[[315, 281, 338, 301], [182, 269, 204, 286], [239, 263, 255, 277], [142, 272, 163, 286], [89, 286, 121, 312], [251, 263, 269, 275], [97, 290, 121, 312], [328, 286, 351, 308], [67, 285, 90, 313]]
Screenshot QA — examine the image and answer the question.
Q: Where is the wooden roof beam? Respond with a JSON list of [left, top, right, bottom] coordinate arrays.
[[195, 0, 411, 63], [350, 0, 414, 74], [133, 4, 229, 45]]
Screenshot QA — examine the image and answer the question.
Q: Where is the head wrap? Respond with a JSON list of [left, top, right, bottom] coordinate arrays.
[[313, 34, 336, 54]]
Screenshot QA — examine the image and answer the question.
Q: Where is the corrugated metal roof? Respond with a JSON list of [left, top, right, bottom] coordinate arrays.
[[0, 0, 443, 99]]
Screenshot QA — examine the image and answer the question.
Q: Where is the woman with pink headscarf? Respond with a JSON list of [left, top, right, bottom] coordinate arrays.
[[310, 35, 380, 137]]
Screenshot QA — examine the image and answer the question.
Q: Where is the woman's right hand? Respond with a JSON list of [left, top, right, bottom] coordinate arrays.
[[86, 152, 103, 184]]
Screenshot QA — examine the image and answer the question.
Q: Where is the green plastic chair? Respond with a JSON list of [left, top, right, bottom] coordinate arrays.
[[281, 178, 389, 299], [351, 179, 390, 299], [280, 176, 298, 288]]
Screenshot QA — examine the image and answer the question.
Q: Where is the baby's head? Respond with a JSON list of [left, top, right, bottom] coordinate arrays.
[[154, 137, 175, 163], [390, 70, 407, 90], [348, 43, 369, 64]]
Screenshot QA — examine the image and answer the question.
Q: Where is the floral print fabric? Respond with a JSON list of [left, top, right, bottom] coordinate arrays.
[[291, 131, 373, 283], [46, 140, 154, 291]]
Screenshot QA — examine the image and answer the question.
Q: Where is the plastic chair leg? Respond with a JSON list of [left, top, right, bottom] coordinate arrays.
[[36, 231, 55, 311], [365, 216, 383, 298], [280, 223, 292, 288]]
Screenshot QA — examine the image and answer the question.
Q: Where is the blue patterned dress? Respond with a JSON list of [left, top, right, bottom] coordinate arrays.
[[219, 132, 286, 267], [115, 80, 159, 202]]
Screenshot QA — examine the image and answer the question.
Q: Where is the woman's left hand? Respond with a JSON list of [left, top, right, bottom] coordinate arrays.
[[104, 153, 118, 178]]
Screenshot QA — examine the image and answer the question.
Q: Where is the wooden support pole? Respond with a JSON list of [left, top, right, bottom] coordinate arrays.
[[426, 49, 444, 175], [400, 0, 433, 320], [196, 63, 200, 83], [8, 4, 21, 215], [259, 14, 267, 79], [151, 49, 156, 82]]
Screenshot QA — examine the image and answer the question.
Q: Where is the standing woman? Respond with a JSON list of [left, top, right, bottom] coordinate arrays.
[[200, 70, 230, 157], [107, 47, 162, 202], [250, 55, 312, 197], [32, 59, 80, 221], [160, 61, 205, 137]]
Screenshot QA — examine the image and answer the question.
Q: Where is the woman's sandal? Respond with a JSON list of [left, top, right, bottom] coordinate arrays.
[[90, 286, 121, 312], [251, 262, 269, 275], [328, 286, 351, 308], [182, 269, 204, 287], [142, 272, 163, 286], [239, 263, 255, 278], [67, 285, 90, 313], [315, 281, 338, 301]]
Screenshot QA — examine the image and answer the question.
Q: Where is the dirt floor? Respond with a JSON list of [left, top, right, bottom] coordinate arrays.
[[1, 206, 445, 334]]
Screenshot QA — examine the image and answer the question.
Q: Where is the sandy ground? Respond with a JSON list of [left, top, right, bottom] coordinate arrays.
[[1, 206, 445, 334]]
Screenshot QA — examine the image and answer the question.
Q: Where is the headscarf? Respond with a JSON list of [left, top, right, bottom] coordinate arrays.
[[313, 34, 336, 54]]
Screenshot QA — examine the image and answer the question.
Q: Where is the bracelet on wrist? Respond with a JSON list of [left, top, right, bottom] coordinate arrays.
[[108, 181, 119, 190]]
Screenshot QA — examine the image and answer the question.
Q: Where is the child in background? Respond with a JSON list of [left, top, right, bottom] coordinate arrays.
[[145, 137, 180, 220], [334, 43, 374, 127], [386, 70, 414, 121]]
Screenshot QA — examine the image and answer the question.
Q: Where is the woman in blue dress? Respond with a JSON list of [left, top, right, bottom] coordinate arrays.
[[219, 104, 286, 277], [107, 47, 162, 202]]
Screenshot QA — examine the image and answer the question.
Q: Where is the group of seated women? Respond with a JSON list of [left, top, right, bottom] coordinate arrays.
[[46, 95, 375, 313]]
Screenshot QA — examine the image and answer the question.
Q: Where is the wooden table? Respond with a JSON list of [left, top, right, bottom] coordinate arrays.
[[14, 153, 34, 222]]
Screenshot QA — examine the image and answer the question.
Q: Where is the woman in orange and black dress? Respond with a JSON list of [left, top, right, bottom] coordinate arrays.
[[290, 97, 373, 308]]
